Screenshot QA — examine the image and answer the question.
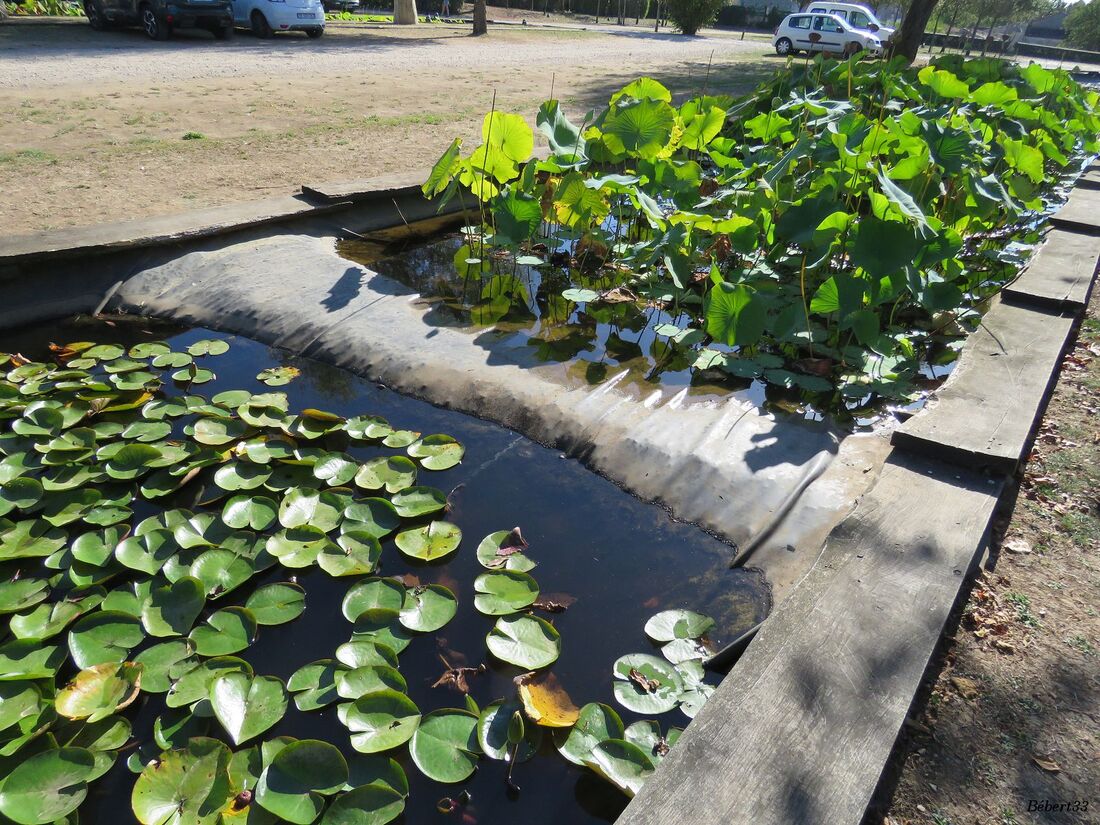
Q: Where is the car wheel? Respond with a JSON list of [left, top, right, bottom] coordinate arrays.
[[251, 10, 274, 37], [306, 26, 324, 38], [775, 37, 793, 56], [140, 4, 169, 39], [213, 24, 234, 39], [84, 0, 108, 30]]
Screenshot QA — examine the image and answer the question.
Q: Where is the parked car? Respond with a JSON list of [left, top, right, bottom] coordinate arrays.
[[802, 2, 894, 39], [83, 0, 234, 39], [773, 12, 883, 57], [231, 0, 324, 37]]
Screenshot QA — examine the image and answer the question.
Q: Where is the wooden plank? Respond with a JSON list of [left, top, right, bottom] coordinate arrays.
[[0, 195, 350, 269], [1003, 227, 1100, 310], [1051, 186, 1100, 234], [619, 451, 1002, 825], [890, 299, 1074, 474]]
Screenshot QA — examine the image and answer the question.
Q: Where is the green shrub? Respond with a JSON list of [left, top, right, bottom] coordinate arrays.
[[665, 0, 723, 35]]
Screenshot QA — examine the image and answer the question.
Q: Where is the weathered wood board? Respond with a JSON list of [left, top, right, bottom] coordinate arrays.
[[1003, 228, 1100, 309], [1052, 186, 1100, 234], [618, 451, 1002, 825], [891, 299, 1075, 474]]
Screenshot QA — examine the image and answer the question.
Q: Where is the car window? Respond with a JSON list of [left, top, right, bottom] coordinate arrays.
[[850, 11, 872, 27], [813, 15, 842, 32], [789, 15, 811, 28], [809, 6, 826, 12]]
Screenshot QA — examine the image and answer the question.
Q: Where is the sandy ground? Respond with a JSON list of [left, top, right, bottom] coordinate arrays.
[[0, 19, 776, 233]]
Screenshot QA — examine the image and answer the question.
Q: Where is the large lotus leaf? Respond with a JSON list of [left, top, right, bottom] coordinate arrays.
[[555, 702, 625, 766], [409, 708, 480, 783], [406, 435, 464, 471], [131, 737, 232, 825], [115, 528, 179, 576], [142, 576, 206, 638], [134, 640, 196, 693], [342, 498, 401, 539], [0, 746, 96, 824], [583, 738, 654, 798], [485, 615, 560, 669], [278, 487, 343, 532], [611, 653, 684, 714], [0, 578, 49, 615], [335, 665, 407, 701], [399, 584, 457, 632], [68, 611, 144, 669], [473, 570, 538, 615], [320, 784, 405, 825], [475, 529, 536, 572], [705, 282, 765, 347], [71, 525, 127, 567], [287, 660, 345, 712], [341, 578, 405, 623], [211, 672, 288, 745], [335, 641, 399, 670], [190, 548, 257, 599], [603, 98, 675, 159], [390, 486, 446, 518], [317, 530, 382, 578], [477, 700, 540, 762], [167, 656, 252, 709], [353, 457, 416, 494], [643, 609, 715, 643], [55, 662, 143, 723], [343, 690, 421, 753], [245, 583, 305, 626], [255, 740, 348, 824], [189, 607, 257, 656], [394, 521, 461, 562], [351, 610, 412, 655], [0, 519, 67, 560], [266, 526, 334, 568]]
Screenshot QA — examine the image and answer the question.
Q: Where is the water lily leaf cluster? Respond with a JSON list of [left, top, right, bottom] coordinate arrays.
[[424, 58, 1100, 414]]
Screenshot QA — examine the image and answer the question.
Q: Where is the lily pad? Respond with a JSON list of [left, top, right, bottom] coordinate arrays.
[[0, 746, 96, 824], [350, 609, 413, 655], [287, 660, 344, 712], [583, 738, 655, 798], [188, 607, 257, 656], [266, 526, 335, 568], [477, 699, 541, 762], [474, 570, 539, 615], [409, 708, 480, 783], [221, 494, 278, 531], [344, 755, 408, 796], [389, 486, 446, 518], [485, 615, 561, 669], [141, 576, 206, 637], [68, 610, 144, 669], [190, 548, 257, 598], [191, 417, 252, 446], [344, 416, 393, 442], [399, 584, 457, 632], [335, 665, 407, 700], [611, 653, 684, 714], [211, 672, 289, 745], [166, 656, 252, 709], [394, 521, 461, 562], [0, 577, 49, 615], [214, 462, 272, 493], [71, 525, 127, 567], [317, 530, 382, 578], [475, 529, 536, 572], [353, 457, 417, 494], [0, 519, 68, 561], [407, 435, 465, 471], [312, 452, 359, 487], [342, 690, 421, 754], [131, 737, 232, 825], [319, 784, 405, 825], [624, 719, 682, 766], [133, 640, 196, 693], [555, 702, 625, 766], [245, 582, 305, 625], [55, 662, 143, 723], [104, 443, 162, 480], [115, 528, 178, 576], [341, 578, 405, 623], [254, 739, 347, 824], [342, 498, 401, 539], [335, 641, 399, 670], [643, 609, 714, 643], [187, 339, 230, 357], [278, 487, 343, 532], [9, 588, 104, 642], [257, 366, 300, 386]]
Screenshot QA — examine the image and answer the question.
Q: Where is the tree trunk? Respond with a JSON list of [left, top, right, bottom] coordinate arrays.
[[890, 0, 939, 63], [472, 0, 487, 33], [939, 0, 960, 53], [394, 0, 418, 24]]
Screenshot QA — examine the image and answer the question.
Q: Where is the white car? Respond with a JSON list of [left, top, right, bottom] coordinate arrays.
[[803, 2, 895, 39], [773, 12, 883, 57], [233, 0, 325, 37]]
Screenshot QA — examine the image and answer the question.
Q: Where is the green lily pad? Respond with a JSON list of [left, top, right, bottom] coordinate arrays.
[[287, 660, 344, 712], [210, 672, 288, 745], [154, 707, 210, 751], [389, 486, 446, 518], [285, 409, 345, 441], [190, 548, 257, 598], [342, 498, 401, 539], [0, 519, 68, 561], [68, 610, 144, 669], [71, 525, 127, 567], [105, 443, 162, 480], [0, 477, 44, 514], [408, 708, 480, 783], [54, 662, 143, 723], [267, 526, 335, 568], [335, 665, 407, 701], [475, 529, 536, 572], [583, 738, 655, 798], [624, 719, 682, 766], [342, 578, 405, 623], [191, 417, 252, 446], [221, 494, 278, 531], [485, 615, 561, 669], [394, 520, 461, 562], [0, 681, 41, 735], [353, 457, 417, 494], [142, 576, 206, 637], [381, 430, 418, 448], [115, 528, 178, 576], [477, 699, 541, 762], [643, 609, 714, 642], [313, 453, 359, 487], [278, 487, 343, 532], [611, 653, 684, 714], [0, 746, 96, 824], [342, 690, 421, 754], [188, 607, 257, 656], [238, 436, 296, 464], [84, 343, 125, 361], [133, 640, 196, 693], [317, 530, 382, 578], [151, 351, 193, 370], [255, 739, 348, 824], [0, 577, 49, 615], [659, 636, 713, 664], [166, 656, 252, 709], [343, 755, 408, 796], [187, 339, 230, 357], [121, 420, 172, 443], [678, 682, 715, 719], [131, 737, 232, 825], [245, 583, 305, 626], [335, 641, 399, 670], [256, 366, 300, 387], [9, 588, 104, 641], [344, 416, 393, 442], [214, 462, 272, 493], [350, 609, 412, 655], [407, 435, 465, 471], [130, 341, 171, 359], [555, 702, 625, 766], [399, 584, 457, 632], [319, 783, 405, 825], [473, 570, 539, 615]]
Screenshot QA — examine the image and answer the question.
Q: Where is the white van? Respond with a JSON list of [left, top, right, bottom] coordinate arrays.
[[802, 2, 894, 38]]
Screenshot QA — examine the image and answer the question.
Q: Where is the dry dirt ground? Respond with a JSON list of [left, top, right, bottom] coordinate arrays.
[[876, 288, 1100, 825], [0, 18, 776, 233]]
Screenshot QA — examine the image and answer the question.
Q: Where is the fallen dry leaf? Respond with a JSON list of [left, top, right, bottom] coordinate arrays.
[[950, 676, 980, 701], [515, 671, 580, 728], [1032, 755, 1061, 773]]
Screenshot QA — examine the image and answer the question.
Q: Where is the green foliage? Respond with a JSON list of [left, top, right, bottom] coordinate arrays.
[[664, 0, 724, 35], [1065, 0, 1100, 50]]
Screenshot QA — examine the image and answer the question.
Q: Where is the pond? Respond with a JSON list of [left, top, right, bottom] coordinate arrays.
[[0, 315, 768, 825]]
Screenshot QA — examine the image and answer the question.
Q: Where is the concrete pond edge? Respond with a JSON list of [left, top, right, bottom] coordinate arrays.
[[1, 176, 1098, 825]]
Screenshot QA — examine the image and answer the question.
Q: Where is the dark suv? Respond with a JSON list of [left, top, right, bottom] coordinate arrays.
[[84, 0, 234, 40]]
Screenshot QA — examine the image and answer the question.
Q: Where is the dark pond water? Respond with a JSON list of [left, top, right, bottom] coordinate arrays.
[[0, 316, 768, 825]]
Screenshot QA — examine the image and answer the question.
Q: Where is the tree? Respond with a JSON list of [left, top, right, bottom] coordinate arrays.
[[892, 0, 942, 62], [472, 0, 487, 33], [1065, 0, 1100, 49], [664, 0, 722, 34], [394, 0, 419, 23]]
